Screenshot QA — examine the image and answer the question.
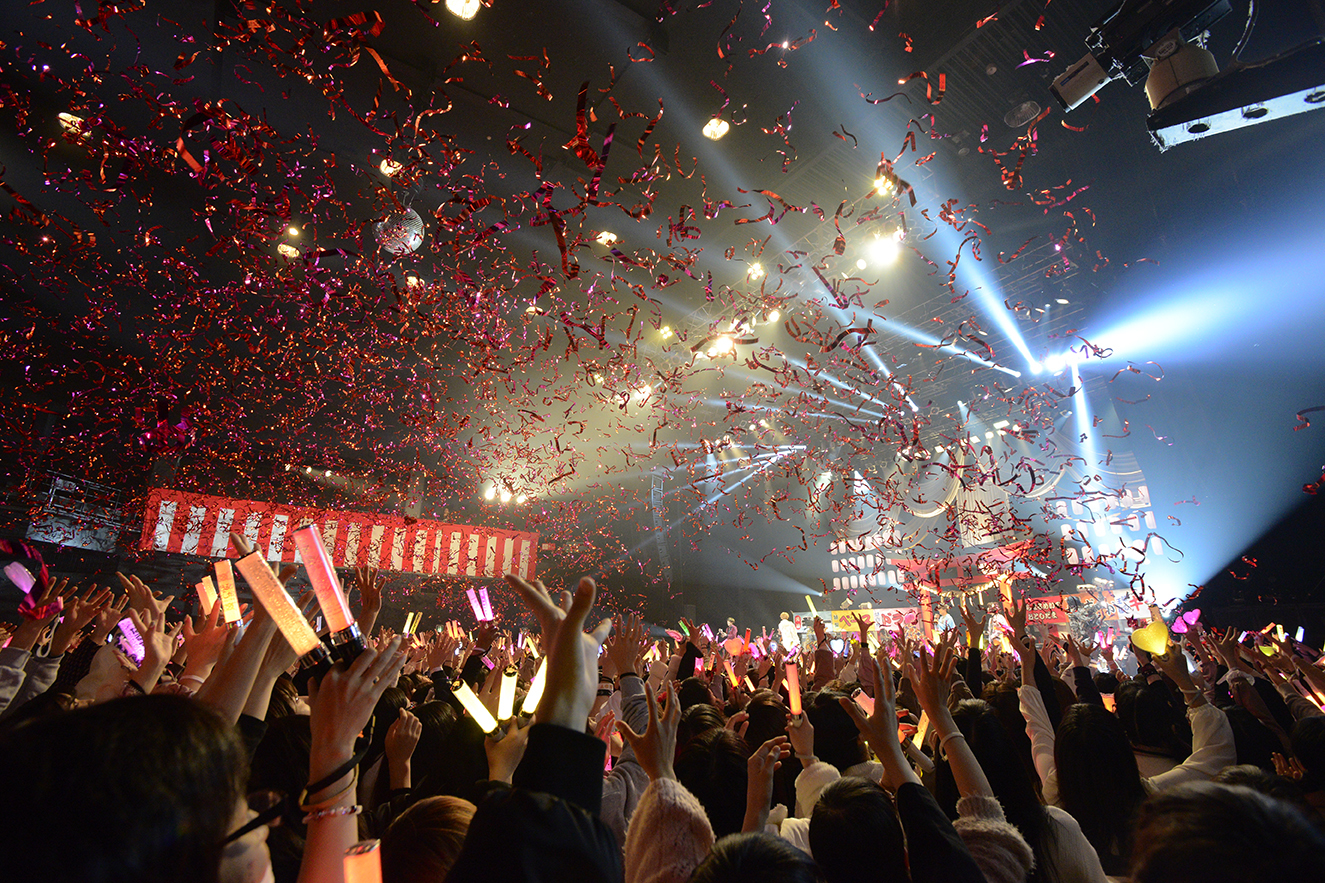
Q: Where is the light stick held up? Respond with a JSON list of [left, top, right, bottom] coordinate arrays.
[[292, 523, 364, 662]]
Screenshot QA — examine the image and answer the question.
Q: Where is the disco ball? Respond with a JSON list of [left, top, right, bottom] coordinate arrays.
[[374, 207, 424, 255]]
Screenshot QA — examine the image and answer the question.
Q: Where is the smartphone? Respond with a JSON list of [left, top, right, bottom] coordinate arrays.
[[116, 617, 145, 667]]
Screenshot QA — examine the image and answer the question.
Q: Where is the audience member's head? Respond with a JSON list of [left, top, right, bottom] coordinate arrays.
[[380, 795, 476, 883], [1129, 782, 1325, 883], [804, 690, 866, 772], [0, 695, 255, 883], [690, 832, 823, 883], [675, 727, 750, 838], [809, 776, 905, 882]]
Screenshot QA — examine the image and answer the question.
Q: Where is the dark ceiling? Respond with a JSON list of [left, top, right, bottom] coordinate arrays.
[[2, 0, 1324, 621]]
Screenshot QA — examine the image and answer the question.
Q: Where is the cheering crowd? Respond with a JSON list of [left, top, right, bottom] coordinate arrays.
[[2, 555, 1324, 883]]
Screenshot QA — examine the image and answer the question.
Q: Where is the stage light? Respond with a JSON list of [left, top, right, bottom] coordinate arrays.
[[1056, 298, 1070, 304], [483, 486, 496, 501], [57, 112, 85, 133], [277, 243, 300, 258], [873, 176, 894, 193], [515, 494, 527, 504], [1044, 354, 1067, 373], [702, 116, 730, 140], [596, 231, 618, 246], [445, 0, 480, 21], [1029, 361, 1043, 374], [660, 325, 673, 339], [499, 490, 512, 503], [867, 233, 901, 265], [748, 262, 765, 280], [379, 158, 402, 176], [856, 258, 867, 270], [709, 335, 735, 356], [288, 226, 300, 237], [305, 466, 313, 474], [405, 275, 421, 288], [633, 384, 652, 400]]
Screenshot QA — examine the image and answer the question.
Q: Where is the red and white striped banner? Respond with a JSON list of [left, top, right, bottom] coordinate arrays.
[[139, 487, 538, 580]]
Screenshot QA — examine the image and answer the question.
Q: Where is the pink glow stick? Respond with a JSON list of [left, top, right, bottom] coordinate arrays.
[[478, 586, 494, 620], [466, 588, 485, 622], [293, 524, 353, 633]]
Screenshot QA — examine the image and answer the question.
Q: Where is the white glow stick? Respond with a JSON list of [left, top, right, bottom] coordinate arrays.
[[522, 658, 547, 715], [234, 552, 321, 657], [498, 665, 518, 720], [293, 524, 353, 633], [452, 679, 499, 733], [215, 559, 240, 624]]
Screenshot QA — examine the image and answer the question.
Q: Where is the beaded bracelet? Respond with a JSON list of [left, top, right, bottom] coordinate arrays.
[[302, 804, 362, 824]]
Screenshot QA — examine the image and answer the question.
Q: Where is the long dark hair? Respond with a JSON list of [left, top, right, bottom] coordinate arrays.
[[0, 695, 247, 883], [1055, 702, 1148, 875], [934, 699, 1057, 883]]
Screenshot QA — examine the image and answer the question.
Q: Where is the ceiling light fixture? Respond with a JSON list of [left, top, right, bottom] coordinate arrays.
[[702, 117, 730, 140], [747, 262, 765, 280], [445, 0, 481, 21]]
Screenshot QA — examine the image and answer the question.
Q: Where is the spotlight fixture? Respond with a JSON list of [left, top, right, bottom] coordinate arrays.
[[856, 258, 868, 270], [708, 335, 735, 357], [702, 116, 730, 140], [499, 490, 512, 503], [515, 494, 528, 504], [57, 112, 85, 134], [766, 309, 780, 323], [1056, 298, 1070, 304], [287, 226, 300, 237], [633, 384, 652, 400], [277, 243, 300, 259], [483, 486, 496, 500], [747, 262, 765, 280], [595, 231, 618, 246], [1050, 0, 1325, 150], [873, 176, 894, 193], [866, 232, 901, 265], [445, 0, 481, 21], [379, 158, 403, 177], [660, 325, 673, 339]]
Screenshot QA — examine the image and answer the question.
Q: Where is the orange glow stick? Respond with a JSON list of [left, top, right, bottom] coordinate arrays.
[[215, 558, 240, 624], [234, 552, 321, 657], [785, 659, 802, 716]]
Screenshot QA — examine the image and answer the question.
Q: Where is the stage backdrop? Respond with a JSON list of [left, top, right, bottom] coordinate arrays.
[[139, 487, 538, 580]]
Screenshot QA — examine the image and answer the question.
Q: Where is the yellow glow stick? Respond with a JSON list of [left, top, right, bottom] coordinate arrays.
[[195, 577, 217, 616], [452, 679, 499, 733], [522, 658, 547, 715], [215, 558, 240, 624], [805, 594, 819, 616], [498, 666, 518, 720], [234, 552, 321, 657]]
